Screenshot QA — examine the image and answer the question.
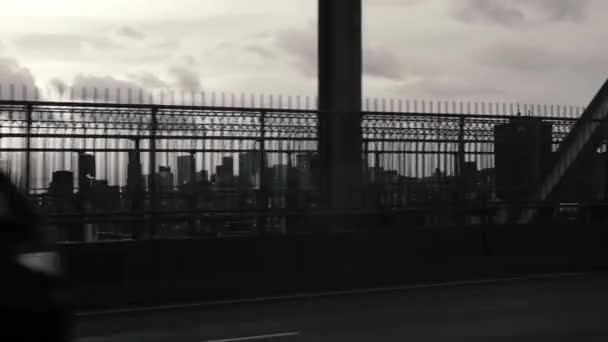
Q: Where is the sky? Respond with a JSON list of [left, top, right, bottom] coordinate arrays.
[[1, 0, 607, 108]]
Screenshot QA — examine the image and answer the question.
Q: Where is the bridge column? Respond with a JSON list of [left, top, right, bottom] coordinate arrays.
[[318, 0, 363, 231]]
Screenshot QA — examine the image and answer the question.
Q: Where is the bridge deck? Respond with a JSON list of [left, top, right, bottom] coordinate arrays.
[[76, 272, 608, 342]]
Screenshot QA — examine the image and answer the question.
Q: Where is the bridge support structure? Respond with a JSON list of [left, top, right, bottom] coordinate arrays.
[[318, 0, 363, 231]]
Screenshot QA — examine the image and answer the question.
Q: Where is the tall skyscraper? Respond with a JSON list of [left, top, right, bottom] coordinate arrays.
[[197, 170, 209, 183], [49, 171, 74, 197], [296, 153, 313, 190], [269, 165, 290, 190], [239, 151, 260, 188], [78, 153, 96, 196], [222, 156, 234, 171], [48, 171, 80, 241], [216, 156, 235, 187], [0, 159, 9, 173], [127, 150, 143, 194], [177, 155, 195, 186], [463, 161, 478, 194], [157, 166, 174, 192]]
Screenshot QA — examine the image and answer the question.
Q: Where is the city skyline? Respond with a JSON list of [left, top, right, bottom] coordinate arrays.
[[2, 149, 488, 192]]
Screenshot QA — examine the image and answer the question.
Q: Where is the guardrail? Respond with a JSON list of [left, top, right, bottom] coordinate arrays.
[[0, 98, 601, 241]]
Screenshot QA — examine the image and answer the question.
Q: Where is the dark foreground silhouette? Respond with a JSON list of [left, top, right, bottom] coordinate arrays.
[[0, 173, 72, 341]]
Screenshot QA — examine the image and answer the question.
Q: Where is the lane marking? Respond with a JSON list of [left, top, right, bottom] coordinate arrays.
[[77, 271, 588, 317], [201, 332, 300, 342]]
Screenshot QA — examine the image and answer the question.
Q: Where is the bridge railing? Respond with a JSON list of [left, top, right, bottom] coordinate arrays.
[[0, 94, 596, 242]]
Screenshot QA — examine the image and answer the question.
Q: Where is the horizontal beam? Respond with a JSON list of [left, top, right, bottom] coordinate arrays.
[[0, 147, 493, 154], [0, 100, 586, 121]]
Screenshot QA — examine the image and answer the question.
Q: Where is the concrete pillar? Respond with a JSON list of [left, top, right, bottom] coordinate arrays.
[[318, 0, 363, 230]]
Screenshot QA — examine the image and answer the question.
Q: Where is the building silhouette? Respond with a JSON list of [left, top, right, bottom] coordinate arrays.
[[157, 166, 174, 192], [494, 117, 553, 202], [127, 150, 143, 194], [177, 155, 195, 186], [197, 170, 209, 184], [78, 153, 96, 196], [49, 171, 74, 198], [0, 159, 9, 176], [238, 151, 260, 188], [295, 153, 313, 191], [90, 180, 120, 209], [145, 166, 175, 193], [216, 156, 235, 187]]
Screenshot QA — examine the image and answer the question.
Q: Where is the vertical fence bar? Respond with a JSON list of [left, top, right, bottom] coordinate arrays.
[[188, 150, 197, 236], [149, 106, 158, 238], [374, 149, 380, 208], [131, 138, 143, 239], [363, 139, 370, 208], [25, 104, 32, 194], [457, 116, 466, 226], [257, 111, 267, 235]]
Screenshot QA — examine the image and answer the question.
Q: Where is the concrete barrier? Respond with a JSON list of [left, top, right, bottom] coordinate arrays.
[[58, 225, 608, 309]]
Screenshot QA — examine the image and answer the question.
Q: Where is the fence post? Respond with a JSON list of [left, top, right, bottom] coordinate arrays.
[[149, 107, 158, 238], [188, 150, 197, 237], [374, 150, 381, 209], [25, 104, 32, 194], [256, 111, 267, 235], [129, 138, 144, 239], [457, 115, 466, 226], [363, 139, 369, 208]]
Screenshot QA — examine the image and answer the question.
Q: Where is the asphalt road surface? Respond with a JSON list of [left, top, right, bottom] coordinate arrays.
[[75, 272, 608, 341]]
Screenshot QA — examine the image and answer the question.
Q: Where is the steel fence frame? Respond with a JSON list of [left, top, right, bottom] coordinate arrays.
[[0, 98, 590, 240]]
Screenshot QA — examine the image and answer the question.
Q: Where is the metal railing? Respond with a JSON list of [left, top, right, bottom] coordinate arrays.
[[0, 91, 600, 241]]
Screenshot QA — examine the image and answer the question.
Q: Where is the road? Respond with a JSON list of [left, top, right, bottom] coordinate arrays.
[[75, 272, 608, 341]]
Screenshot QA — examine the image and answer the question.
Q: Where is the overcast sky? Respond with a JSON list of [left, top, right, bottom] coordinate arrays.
[[1, 0, 607, 107]]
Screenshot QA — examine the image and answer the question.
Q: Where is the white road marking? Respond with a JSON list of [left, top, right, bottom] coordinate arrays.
[[201, 332, 300, 342], [77, 271, 587, 317]]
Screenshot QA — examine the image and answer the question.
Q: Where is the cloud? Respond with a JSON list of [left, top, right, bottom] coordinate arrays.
[[452, 0, 525, 26], [364, 46, 403, 80], [46, 72, 193, 102], [13, 33, 121, 59], [0, 57, 37, 99], [276, 26, 403, 80], [168, 67, 202, 91], [182, 55, 199, 67], [49, 78, 68, 96], [127, 72, 169, 89], [71, 74, 140, 90], [152, 39, 180, 50], [481, 42, 563, 72], [534, 0, 590, 22], [47, 68, 201, 101], [452, 0, 591, 27], [480, 40, 608, 77], [117, 26, 146, 40], [244, 45, 275, 59], [408, 78, 505, 99], [367, 0, 421, 6], [55, 74, 145, 101], [276, 27, 317, 77], [215, 36, 276, 61]]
